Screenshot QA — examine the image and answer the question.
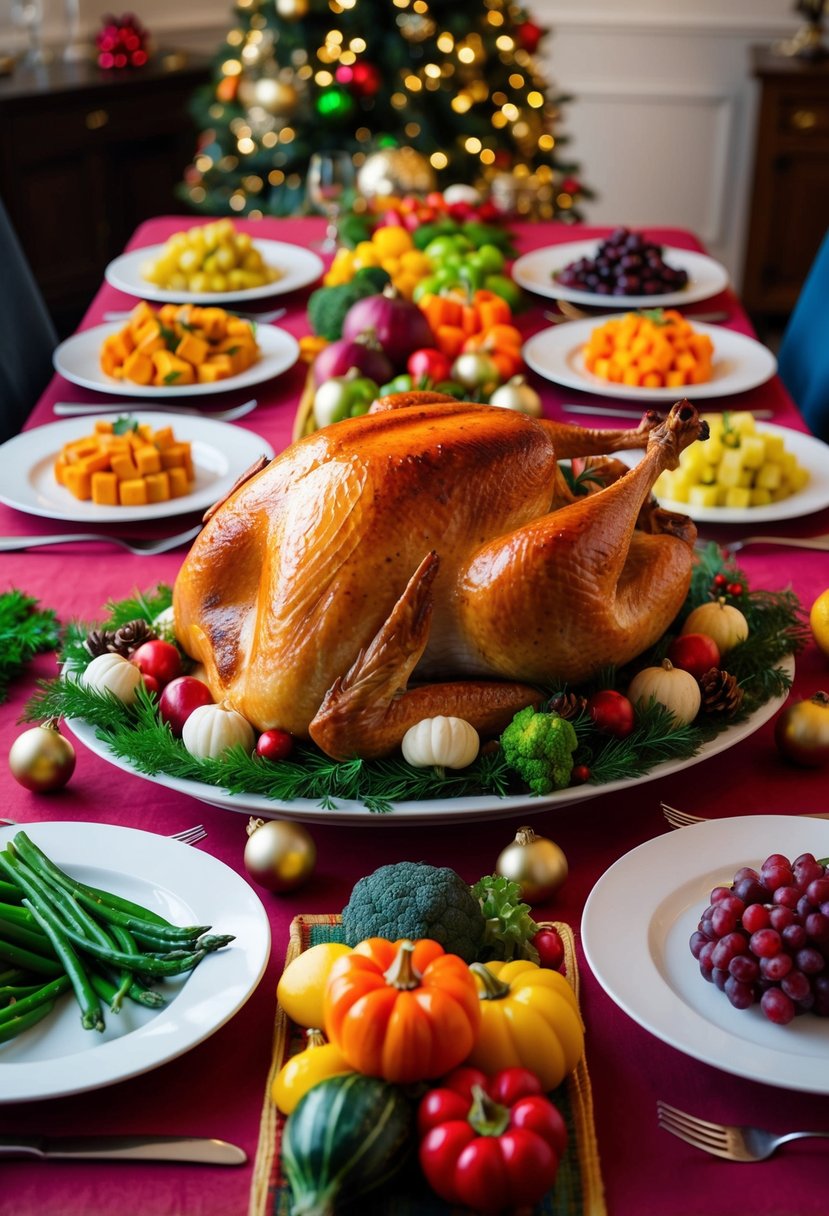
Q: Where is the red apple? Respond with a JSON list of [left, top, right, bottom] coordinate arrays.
[[141, 673, 160, 696], [131, 639, 182, 688], [587, 689, 635, 738], [256, 728, 294, 762], [667, 632, 721, 680], [159, 676, 213, 737]]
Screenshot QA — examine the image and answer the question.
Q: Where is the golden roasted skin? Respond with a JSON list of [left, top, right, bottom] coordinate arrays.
[[173, 395, 705, 758]]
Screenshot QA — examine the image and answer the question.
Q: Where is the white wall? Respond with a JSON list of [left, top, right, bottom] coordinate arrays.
[[3, 0, 801, 287]]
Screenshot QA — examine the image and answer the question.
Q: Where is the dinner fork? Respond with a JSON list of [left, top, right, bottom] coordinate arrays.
[[0, 524, 202, 556], [169, 825, 207, 845], [559, 403, 775, 421], [657, 1100, 829, 1162], [661, 803, 829, 828], [721, 534, 829, 554], [53, 398, 258, 422]]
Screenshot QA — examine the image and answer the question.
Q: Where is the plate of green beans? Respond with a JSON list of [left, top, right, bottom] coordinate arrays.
[[0, 821, 270, 1102]]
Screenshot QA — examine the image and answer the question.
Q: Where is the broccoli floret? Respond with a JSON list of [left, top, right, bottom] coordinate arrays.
[[500, 706, 578, 795], [306, 269, 391, 341], [341, 861, 486, 963]]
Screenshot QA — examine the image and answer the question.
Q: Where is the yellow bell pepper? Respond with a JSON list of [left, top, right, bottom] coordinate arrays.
[[271, 1028, 353, 1114], [465, 959, 584, 1091]]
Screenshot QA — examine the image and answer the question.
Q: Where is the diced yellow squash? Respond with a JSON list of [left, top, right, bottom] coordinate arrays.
[[724, 486, 751, 509], [688, 485, 719, 508], [119, 477, 148, 506], [91, 471, 119, 506], [756, 462, 782, 490], [134, 445, 162, 475], [740, 435, 766, 469]]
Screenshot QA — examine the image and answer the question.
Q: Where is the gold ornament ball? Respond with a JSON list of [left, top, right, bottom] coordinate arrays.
[[9, 723, 76, 793], [244, 816, 316, 892], [356, 147, 437, 200], [238, 76, 299, 116], [496, 825, 568, 904], [276, 0, 309, 17]]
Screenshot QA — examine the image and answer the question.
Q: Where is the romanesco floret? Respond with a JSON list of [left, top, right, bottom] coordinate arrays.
[[341, 861, 486, 963], [500, 705, 578, 795]]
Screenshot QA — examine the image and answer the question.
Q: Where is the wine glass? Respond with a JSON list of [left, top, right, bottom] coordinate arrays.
[[306, 150, 356, 253], [11, 0, 46, 66]]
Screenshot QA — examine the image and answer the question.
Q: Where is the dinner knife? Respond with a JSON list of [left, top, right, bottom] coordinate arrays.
[[559, 402, 775, 420], [0, 1135, 247, 1165]]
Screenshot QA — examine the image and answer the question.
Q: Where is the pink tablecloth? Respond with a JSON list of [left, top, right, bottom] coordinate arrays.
[[1, 218, 828, 1216]]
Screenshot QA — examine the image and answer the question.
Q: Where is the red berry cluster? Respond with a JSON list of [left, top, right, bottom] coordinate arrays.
[[711, 572, 744, 599], [96, 13, 149, 70], [690, 852, 829, 1024]]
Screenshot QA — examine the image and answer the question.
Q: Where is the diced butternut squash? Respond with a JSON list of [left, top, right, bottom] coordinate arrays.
[[55, 416, 195, 508], [99, 301, 259, 385], [167, 466, 190, 498], [144, 471, 171, 502], [91, 471, 119, 506], [119, 478, 148, 506], [134, 445, 162, 475]]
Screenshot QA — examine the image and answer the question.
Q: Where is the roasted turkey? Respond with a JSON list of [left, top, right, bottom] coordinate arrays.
[[173, 393, 707, 759]]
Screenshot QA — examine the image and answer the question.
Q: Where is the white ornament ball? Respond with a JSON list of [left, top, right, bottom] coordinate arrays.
[[443, 184, 481, 206]]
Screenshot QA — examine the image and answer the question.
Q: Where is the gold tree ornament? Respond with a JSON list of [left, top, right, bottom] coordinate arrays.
[[356, 147, 437, 198], [495, 825, 568, 904], [243, 816, 317, 892], [276, 0, 309, 17], [9, 722, 76, 793], [238, 74, 299, 115]]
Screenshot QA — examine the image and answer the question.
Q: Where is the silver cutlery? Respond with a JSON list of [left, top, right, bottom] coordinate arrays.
[[661, 803, 829, 828], [169, 824, 207, 845], [559, 402, 775, 421], [721, 533, 829, 554], [0, 524, 202, 556], [102, 306, 286, 324], [657, 1100, 829, 1162], [53, 398, 258, 422], [0, 1134, 246, 1165]]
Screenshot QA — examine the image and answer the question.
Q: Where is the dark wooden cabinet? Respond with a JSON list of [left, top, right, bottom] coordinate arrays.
[[0, 52, 211, 335], [742, 45, 829, 324]]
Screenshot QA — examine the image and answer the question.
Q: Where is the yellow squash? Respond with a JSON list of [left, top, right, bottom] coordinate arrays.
[[271, 1029, 352, 1115], [466, 959, 584, 1091]]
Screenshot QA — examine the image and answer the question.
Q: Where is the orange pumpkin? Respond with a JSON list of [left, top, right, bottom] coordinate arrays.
[[323, 937, 481, 1084]]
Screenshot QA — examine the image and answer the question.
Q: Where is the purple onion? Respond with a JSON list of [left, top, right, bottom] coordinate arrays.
[[342, 290, 434, 369], [312, 335, 394, 386]]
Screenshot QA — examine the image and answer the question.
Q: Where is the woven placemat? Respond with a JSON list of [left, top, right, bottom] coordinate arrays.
[[249, 916, 606, 1216]]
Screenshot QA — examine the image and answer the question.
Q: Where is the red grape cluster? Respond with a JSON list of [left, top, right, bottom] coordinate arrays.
[[690, 852, 829, 1025], [554, 227, 689, 297]]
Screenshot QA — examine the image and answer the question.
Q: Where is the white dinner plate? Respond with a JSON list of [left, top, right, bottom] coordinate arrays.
[[53, 322, 300, 398], [0, 413, 275, 523], [0, 821, 270, 1103], [512, 241, 730, 308], [523, 318, 777, 402], [644, 422, 829, 525], [105, 239, 324, 304], [66, 657, 792, 825], [582, 814, 829, 1094]]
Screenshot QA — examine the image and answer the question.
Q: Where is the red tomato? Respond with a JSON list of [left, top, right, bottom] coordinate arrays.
[[255, 728, 294, 762], [407, 348, 452, 384], [587, 689, 635, 738], [667, 632, 721, 680], [158, 676, 212, 736], [131, 640, 182, 688], [533, 926, 565, 971]]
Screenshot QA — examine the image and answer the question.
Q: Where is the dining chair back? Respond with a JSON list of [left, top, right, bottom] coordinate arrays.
[[0, 195, 57, 443], [776, 228, 829, 442]]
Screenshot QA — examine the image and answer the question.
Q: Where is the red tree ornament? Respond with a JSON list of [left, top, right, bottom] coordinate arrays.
[[516, 21, 544, 54], [96, 13, 150, 70]]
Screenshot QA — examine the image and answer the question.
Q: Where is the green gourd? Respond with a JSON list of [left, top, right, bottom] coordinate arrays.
[[281, 1073, 413, 1215]]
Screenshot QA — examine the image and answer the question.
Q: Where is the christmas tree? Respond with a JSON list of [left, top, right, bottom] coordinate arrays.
[[181, 0, 589, 221]]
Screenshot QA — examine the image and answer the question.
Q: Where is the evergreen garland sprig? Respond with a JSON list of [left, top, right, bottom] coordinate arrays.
[[0, 590, 61, 703], [21, 545, 805, 811]]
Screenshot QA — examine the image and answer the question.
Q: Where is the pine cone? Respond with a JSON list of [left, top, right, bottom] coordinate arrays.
[[84, 628, 116, 658], [109, 618, 156, 658], [699, 667, 744, 717], [549, 691, 589, 720]]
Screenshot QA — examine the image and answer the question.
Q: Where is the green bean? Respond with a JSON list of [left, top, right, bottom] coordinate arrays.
[[0, 901, 45, 929], [0, 976, 71, 1026], [2, 982, 47, 1003], [108, 925, 138, 1013], [0, 878, 22, 904], [88, 967, 166, 1012], [0, 966, 28, 986], [22, 901, 104, 1033], [0, 998, 55, 1044], [0, 938, 62, 977], [0, 915, 54, 955], [12, 833, 192, 932]]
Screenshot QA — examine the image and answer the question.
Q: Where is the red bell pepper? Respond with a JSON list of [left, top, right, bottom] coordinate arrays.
[[417, 1065, 567, 1214]]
